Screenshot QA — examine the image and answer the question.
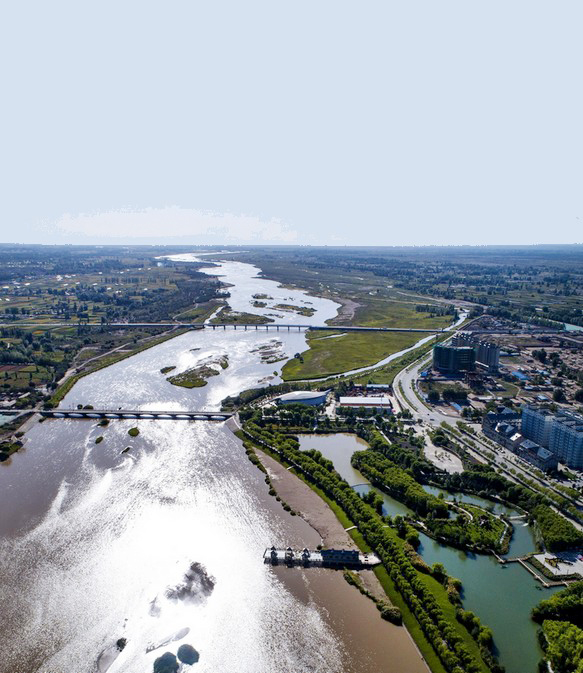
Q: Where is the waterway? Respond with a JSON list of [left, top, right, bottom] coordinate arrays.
[[0, 257, 428, 673], [298, 433, 560, 673], [0, 253, 556, 673]]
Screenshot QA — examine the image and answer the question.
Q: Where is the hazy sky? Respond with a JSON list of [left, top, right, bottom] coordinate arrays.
[[1, 2, 582, 246]]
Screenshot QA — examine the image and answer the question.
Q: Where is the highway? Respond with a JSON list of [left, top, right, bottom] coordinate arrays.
[[0, 321, 441, 333], [392, 349, 583, 519]]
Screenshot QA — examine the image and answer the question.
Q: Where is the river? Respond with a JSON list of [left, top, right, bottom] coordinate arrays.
[[298, 433, 560, 673], [0, 256, 429, 673], [0, 254, 554, 673]]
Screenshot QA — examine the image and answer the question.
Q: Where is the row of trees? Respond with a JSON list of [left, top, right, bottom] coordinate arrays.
[[532, 582, 583, 672], [243, 416, 498, 673], [436, 465, 583, 552], [352, 450, 448, 519]]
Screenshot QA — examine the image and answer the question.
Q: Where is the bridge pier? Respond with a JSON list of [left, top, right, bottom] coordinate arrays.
[[276, 326, 279, 331], [255, 325, 258, 330], [223, 325, 226, 330]]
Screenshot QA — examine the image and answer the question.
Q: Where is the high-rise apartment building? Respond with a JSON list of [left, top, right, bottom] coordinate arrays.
[[433, 344, 476, 374], [451, 332, 499, 372], [521, 405, 583, 469], [549, 410, 583, 469]]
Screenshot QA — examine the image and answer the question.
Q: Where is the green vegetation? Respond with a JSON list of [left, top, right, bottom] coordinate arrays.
[[352, 450, 448, 518], [542, 621, 583, 673], [95, 435, 104, 444], [128, 427, 139, 437], [532, 581, 583, 672], [160, 366, 176, 374], [272, 303, 315, 317], [532, 505, 583, 552], [352, 435, 507, 553], [210, 307, 272, 324], [343, 570, 402, 625], [167, 365, 219, 388], [435, 465, 583, 552], [242, 413, 499, 673], [532, 581, 583, 627], [0, 439, 23, 461], [426, 503, 507, 553], [282, 330, 421, 381]]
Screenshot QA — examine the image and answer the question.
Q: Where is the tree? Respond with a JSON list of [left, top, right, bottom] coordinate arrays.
[[574, 389, 583, 403], [553, 388, 566, 403], [428, 390, 440, 403]]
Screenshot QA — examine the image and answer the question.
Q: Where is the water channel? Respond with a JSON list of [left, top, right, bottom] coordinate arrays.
[[298, 433, 560, 673], [0, 256, 429, 673], [0, 254, 556, 673]]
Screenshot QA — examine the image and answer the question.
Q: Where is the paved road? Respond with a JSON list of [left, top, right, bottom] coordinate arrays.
[[0, 321, 442, 333]]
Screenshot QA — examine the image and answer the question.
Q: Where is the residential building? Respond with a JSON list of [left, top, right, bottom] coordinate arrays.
[[549, 410, 583, 469], [433, 344, 476, 374], [451, 332, 500, 372], [521, 405, 583, 469], [521, 406, 554, 447]]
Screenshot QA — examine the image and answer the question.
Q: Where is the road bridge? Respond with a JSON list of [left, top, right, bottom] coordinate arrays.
[[0, 321, 442, 333], [39, 409, 232, 421]]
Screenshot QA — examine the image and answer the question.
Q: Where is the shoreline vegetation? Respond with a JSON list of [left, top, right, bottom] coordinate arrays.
[[46, 328, 190, 408], [210, 307, 272, 324], [239, 409, 501, 673], [167, 355, 229, 388], [531, 582, 583, 671], [282, 330, 425, 381]]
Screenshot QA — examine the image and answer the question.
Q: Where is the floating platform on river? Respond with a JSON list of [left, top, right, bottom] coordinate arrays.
[[264, 546, 381, 569]]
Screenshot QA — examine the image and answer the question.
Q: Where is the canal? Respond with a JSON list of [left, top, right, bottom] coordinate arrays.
[[298, 432, 560, 673]]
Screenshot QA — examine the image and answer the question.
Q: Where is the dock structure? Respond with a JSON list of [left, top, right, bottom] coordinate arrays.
[[264, 546, 381, 569], [39, 409, 232, 421]]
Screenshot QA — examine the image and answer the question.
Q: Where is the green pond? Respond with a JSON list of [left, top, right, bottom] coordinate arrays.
[[299, 433, 560, 673]]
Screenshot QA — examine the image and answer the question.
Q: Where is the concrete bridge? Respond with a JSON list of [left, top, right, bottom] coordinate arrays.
[[39, 409, 232, 421], [0, 321, 442, 333]]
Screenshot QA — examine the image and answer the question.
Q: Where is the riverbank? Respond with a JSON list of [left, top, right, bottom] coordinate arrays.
[[281, 330, 422, 381], [48, 327, 189, 406], [251, 446, 431, 673]]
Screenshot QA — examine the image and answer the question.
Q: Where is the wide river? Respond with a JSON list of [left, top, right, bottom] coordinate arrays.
[[0, 254, 555, 673], [0, 256, 431, 673]]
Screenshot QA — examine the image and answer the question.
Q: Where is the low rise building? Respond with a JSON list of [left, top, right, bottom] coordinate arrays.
[[338, 396, 392, 412], [516, 439, 558, 472], [276, 390, 330, 406]]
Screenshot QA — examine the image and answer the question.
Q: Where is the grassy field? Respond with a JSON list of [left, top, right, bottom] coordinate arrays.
[[353, 297, 452, 329], [172, 299, 225, 322], [281, 330, 421, 380]]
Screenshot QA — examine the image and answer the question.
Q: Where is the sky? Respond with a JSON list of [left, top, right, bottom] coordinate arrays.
[[1, 1, 582, 247]]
